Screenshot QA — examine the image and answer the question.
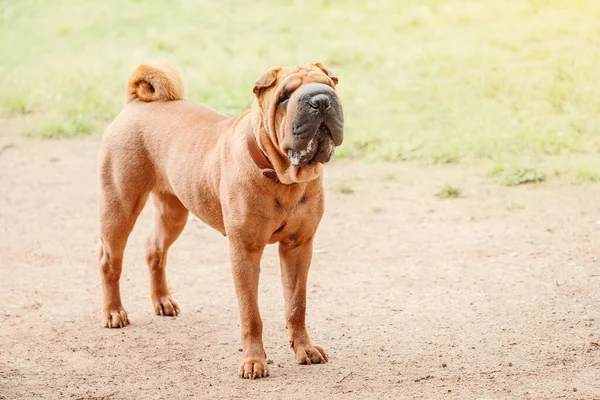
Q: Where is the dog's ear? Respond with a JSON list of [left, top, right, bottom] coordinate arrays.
[[253, 66, 281, 97], [315, 62, 339, 86]]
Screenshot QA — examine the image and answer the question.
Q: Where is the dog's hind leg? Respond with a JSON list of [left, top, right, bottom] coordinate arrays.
[[98, 155, 150, 328], [145, 192, 188, 317], [99, 192, 148, 328]]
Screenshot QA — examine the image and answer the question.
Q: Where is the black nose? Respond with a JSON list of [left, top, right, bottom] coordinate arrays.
[[309, 94, 330, 112]]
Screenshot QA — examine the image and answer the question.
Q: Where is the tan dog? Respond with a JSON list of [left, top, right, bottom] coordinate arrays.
[[98, 61, 344, 379]]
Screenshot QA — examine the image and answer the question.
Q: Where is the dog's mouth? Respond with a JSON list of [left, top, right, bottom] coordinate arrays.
[[286, 124, 336, 167]]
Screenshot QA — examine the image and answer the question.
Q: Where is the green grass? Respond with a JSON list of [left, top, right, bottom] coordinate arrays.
[[0, 95, 32, 115], [576, 169, 600, 182], [1, 0, 600, 181], [338, 184, 355, 195], [435, 184, 463, 198], [491, 165, 547, 186], [503, 168, 547, 186]]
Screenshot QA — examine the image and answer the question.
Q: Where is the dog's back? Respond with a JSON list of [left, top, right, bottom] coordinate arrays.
[[99, 62, 229, 196]]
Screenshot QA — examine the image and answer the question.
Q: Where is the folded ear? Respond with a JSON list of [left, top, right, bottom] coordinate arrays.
[[252, 66, 281, 96], [315, 62, 339, 86]]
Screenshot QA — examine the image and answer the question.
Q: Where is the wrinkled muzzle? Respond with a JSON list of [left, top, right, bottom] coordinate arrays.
[[283, 83, 344, 166]]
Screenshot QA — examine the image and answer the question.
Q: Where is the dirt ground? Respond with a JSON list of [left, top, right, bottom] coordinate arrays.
[[1, 133, 599, 400]]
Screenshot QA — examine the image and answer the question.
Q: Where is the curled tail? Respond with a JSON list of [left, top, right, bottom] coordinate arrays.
[[126, 61, 184, 103]]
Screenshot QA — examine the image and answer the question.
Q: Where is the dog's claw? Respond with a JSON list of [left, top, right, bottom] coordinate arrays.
[[103, 306, 130, 329], [239, 359, 269, 379], [153, 295, 179, 317], [295, 343, 328, 365]]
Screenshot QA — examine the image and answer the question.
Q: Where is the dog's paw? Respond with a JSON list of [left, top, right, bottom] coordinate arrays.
[[239, 358, 270, 379], [103, 306, 130, 328], [153, 295, 180, 317], [294, 343, 328, 365]]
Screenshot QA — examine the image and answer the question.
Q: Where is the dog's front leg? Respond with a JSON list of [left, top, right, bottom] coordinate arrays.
[[279, 238, 329, 365], [229, 240, 269, 379]]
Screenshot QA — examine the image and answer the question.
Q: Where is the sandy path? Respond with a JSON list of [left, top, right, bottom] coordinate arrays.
[[0, 135, 599, 399]]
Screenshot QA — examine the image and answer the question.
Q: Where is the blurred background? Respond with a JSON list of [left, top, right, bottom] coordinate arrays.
[[1, 0, 599, 183]]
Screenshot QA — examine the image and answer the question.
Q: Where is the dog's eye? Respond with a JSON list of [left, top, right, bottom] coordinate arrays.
[[278, 92, 289, 106]]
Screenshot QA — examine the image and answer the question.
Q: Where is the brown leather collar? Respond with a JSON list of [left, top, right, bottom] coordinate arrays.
[[245, 127, 284, 184]]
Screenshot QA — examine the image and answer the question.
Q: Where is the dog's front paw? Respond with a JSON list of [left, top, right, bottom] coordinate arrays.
[[239, 357, 270, 379], [103, 306, 130, 328], [293, 343, 329, 365], [153, 295, 180, 317]]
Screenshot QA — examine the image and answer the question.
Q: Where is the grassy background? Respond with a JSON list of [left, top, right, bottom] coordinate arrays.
[[1, 0, 600, 182]]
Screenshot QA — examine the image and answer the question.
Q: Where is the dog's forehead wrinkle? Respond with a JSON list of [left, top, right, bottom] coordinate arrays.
[[280, 78, 302, 95], [301, 75, 315, 85], [307, 69, 326, 79]]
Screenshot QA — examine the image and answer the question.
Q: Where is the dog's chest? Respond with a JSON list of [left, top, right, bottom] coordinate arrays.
[[274, 190, 309, 212], [268, 191, 322, 245]]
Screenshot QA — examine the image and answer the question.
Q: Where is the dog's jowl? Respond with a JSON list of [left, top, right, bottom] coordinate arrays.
[[98, 61, 343, 379]]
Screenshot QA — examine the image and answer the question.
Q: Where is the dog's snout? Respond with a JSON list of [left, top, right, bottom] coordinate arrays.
[[295, 83, 336, 112], [308, 94, 330, 112], [288, 82, 343, 152]]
